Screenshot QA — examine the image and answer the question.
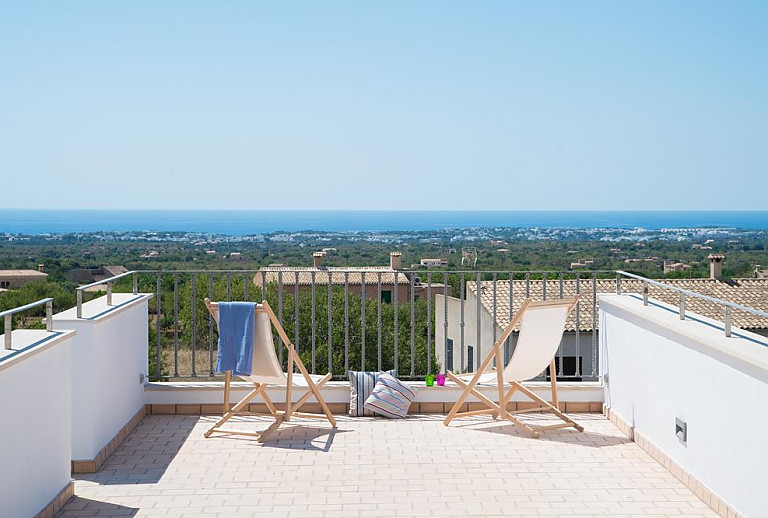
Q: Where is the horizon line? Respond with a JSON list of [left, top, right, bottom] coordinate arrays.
[[2, 208, 768, 213]]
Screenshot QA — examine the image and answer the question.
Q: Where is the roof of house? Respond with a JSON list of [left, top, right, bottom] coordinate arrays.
[[67, 265, 128, 284], [254, 267, 410, 286], [102, 265, 128, 277], [0, 270, 48, 277], [467, 277, 768, 332]]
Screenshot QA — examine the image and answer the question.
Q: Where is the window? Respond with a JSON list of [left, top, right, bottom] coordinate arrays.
[[381, 290, 392, 304], [446, 338, 454, 371], [467, 345, 474, 372], [545, 356, 582, 382], [0, 281, 8, 288]]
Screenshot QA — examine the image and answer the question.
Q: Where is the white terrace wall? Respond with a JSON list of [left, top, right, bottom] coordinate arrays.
[[54, 293, 151, 464], [600, 294, 768, 518], [0, 329, 75, 517], [144, 379, 603, 409]]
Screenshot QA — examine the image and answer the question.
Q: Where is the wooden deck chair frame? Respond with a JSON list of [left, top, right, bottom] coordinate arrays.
[[203, 298, 337, 442], [444, 297, 584, 438]]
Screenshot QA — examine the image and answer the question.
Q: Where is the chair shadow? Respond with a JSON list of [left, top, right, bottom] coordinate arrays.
[[261, 424, 349, 452], [452, 416, 631, 448], [57, 496, 138, 517], [203, 412, 348, 452]]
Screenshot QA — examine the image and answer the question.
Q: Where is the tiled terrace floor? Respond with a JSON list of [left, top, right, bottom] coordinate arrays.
[[58, 413, 716, 518]]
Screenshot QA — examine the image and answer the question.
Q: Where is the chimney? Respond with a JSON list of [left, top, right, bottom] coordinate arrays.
[[708, 253, 725, 280], [38, 263, 45, 272], [390, 251, 402, 270], [313, 251, 326, 268]]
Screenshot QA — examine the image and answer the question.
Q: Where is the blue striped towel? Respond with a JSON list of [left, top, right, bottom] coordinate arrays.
[[216, 302, 257, 376]]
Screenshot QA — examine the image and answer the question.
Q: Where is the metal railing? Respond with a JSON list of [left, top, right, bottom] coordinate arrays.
[[616, 270, 768, 337], [79, 267, 767, 381], [113, 269, 617, 381], [76, 271, 138, 318], [2, 298, 53, 350]]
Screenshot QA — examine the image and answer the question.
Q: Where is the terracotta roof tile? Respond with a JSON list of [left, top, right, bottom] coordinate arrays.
[[468, 278, 768, 332], [255, 267, 410, 286], [0, 270, 48, 277]]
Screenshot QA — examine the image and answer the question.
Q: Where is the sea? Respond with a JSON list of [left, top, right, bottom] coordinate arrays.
[[1, 210, 767, 235]]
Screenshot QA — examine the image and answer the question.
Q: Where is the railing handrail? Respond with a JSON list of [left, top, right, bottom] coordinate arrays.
[[132, 268, 618, 275], [76, 270, 138, 318], [616, 270, 768, 319], [0, 298, 54, 319], [2, 297, 54, 350], [75, 270, 136, 292]]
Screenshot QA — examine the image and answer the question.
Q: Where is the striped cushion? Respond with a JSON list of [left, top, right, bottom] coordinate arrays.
[[348, 370, 396, 417], [364, 373, 418, 419]]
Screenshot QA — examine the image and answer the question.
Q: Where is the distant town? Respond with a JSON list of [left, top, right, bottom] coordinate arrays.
[[3, 224, 766, 245], [1, 227, 766, 291]]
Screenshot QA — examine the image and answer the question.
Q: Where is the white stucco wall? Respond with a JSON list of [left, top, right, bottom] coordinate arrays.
[[0, 329, 75, 517], [600, 294, 768, 518], [54, 293, 151, 462], [144, 379, 603, 406]]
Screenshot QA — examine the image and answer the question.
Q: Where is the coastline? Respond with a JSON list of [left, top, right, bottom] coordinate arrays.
[[1, 209, 767, 235]]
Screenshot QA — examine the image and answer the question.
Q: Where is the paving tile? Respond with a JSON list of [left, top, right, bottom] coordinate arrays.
[[58, 413, 718, 517]]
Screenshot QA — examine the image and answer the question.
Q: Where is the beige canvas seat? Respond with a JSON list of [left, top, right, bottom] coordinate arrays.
[[204, 299, 336, 442], [444, 297, 584, 437]]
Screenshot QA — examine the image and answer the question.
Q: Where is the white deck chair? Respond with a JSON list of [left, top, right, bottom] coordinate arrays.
[[444, 297, 584, 437], [204, 299, 336, 442]]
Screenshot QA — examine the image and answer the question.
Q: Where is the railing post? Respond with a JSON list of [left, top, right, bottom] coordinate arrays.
[[360, 272, 366, 371], [156, 273, 162, 379], [475, 271, 481, 372], [132, 272, 138, 295], [344, 272, 349, 373], [173, 273, 179, 378], [616, 273, 622, 295], [261, 270, 267, 302], [377, 273, 382, 372], [591, 273, 597, 378], [679, 293, 686, 320], [107, 281, 113, 306], [443, 272, 448, 375], [46, 299, 53, 331], [427, 272, 433, 374], [76, 290, 83, 319], [724, 306, 732, 337], [4, 314, 11, 350], [642, 281, 649, 306], [411, 273, 416, 376], [327, 273, 333, 375], [311, 271, 316, 373], [574, 273, 581, 377], [393, 271, 399, 375], [277, 271, 284, 366], [459, 273, 465, 373]]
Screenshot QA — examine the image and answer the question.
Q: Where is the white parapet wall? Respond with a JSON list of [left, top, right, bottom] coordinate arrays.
[[0, 329, 76, 517], [600, 294, 768, 518], [145, 380, 603, 408], [54, 293, 152, 465]]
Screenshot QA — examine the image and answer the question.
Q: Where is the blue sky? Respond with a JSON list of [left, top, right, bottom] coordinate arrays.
[[1, 2, 766, 210]]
